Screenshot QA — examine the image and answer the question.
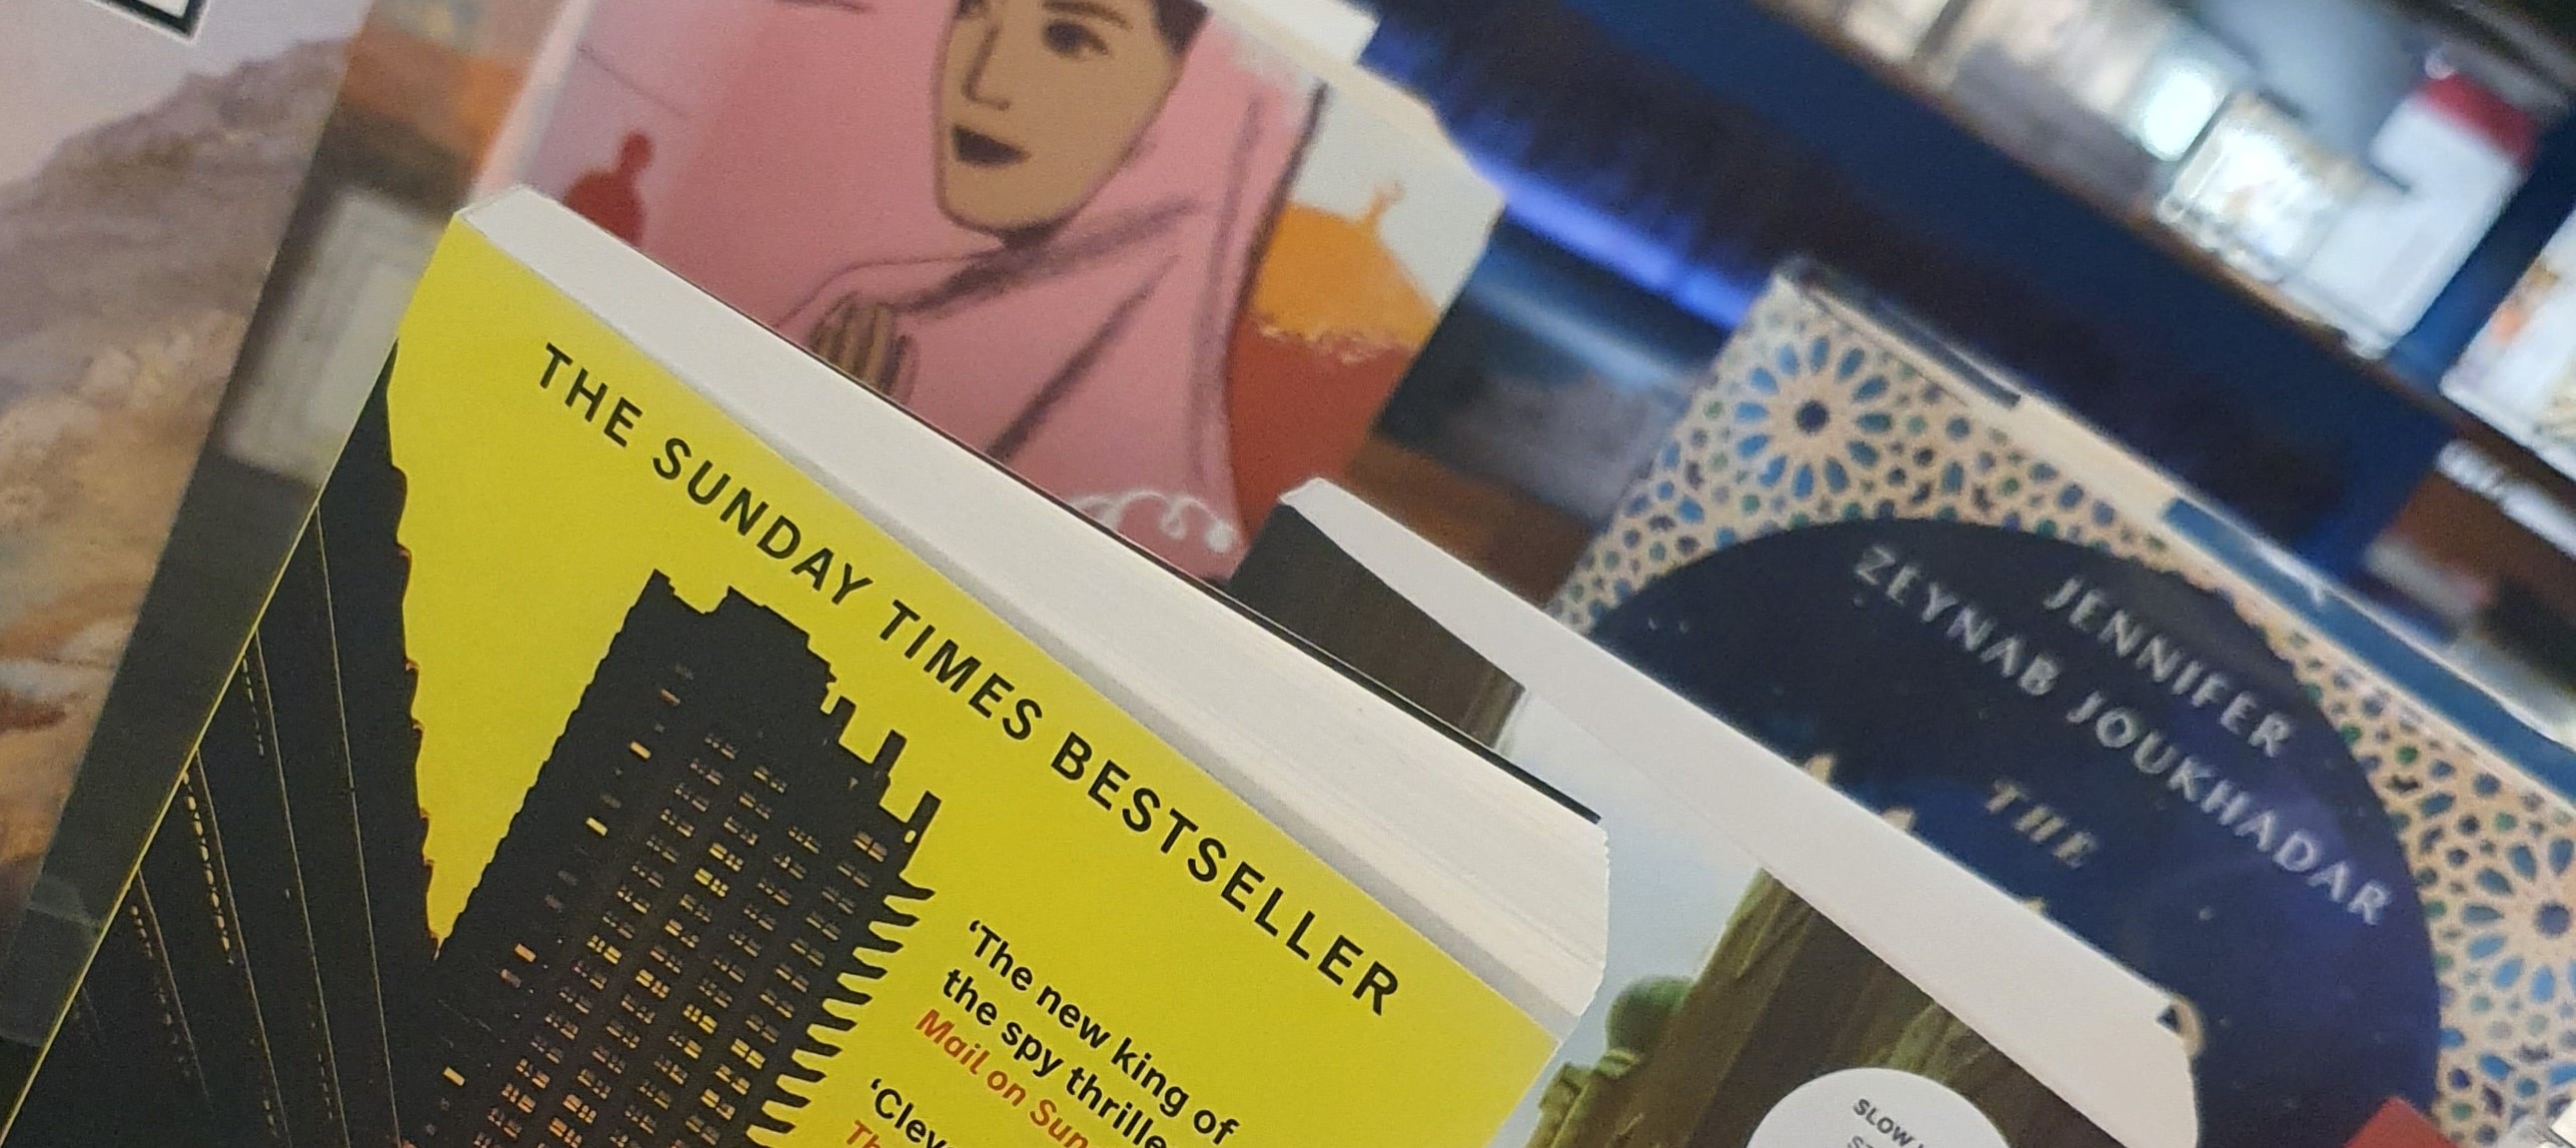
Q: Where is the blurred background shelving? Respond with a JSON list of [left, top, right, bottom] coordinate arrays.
[[1327, 0, 2576, 748]]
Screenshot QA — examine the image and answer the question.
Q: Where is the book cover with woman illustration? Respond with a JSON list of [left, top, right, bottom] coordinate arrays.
[[517, 0, 1499, 577], [1558, 262, 2576, 1148]]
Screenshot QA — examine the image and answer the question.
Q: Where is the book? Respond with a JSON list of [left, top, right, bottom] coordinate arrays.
[[0, 0, 373, 992], [12, 187, 1605, 1147], [0, 3, 623, 1120], [1554, 260, 2576, 1148], [504, 0, 1502, 578], [1230, 481, 2198, 1148], [12, 524, 410, 1146], [212, 0, 584, 496], [2447, 212, 2576, 484]]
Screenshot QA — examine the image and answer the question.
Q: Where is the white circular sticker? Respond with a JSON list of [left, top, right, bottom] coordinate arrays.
[[1746, 1067, 2009, 1148]]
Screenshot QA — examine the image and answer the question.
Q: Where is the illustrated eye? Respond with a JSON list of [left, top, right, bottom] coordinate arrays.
[[955, 0, 989, 16], [1042, 19, 1109, 58]]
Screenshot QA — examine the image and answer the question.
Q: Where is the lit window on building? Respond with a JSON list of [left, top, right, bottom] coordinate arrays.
[[680, 1002, 718, 1035], [628, 741, 651, 760], [662, 918, 699, 949], [714, 1063, 751, 1095], [675, 893, 711, 924], [853, 832, 887, 862], [672, 780, 708, 812], [758, 989, 794, 1020]]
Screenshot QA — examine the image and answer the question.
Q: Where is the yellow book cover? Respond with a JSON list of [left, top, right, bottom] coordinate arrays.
[[309, 203, 1559, 1147]]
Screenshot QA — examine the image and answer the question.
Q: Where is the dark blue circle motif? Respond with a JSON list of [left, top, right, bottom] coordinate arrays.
[[1590, 520, 2437, 1148]]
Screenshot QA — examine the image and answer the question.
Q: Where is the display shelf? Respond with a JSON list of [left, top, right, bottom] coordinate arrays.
[[1539, 0, 2576, 575]]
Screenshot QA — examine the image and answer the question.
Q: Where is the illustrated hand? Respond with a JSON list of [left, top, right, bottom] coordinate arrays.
[[807, 295, 909, 396]]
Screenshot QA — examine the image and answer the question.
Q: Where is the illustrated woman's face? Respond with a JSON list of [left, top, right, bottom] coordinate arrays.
[[937, 0, 1185, 236]]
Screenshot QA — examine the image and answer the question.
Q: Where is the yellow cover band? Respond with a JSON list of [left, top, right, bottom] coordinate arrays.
[[388, 220, 1552, 1148]]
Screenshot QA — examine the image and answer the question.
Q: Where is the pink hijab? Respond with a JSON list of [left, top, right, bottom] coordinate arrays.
[[645, 0, 1316, 577]]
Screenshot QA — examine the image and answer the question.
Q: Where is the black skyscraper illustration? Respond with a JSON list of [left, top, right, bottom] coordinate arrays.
[[15, 518, 410, 1148], [407, 573, 937, 1148]]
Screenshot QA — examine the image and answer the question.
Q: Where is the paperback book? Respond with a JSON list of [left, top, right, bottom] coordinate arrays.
[[1231, 482, 2199, 1148], [10, 190, 1603, 1148], [1556, 261, 2576, 1148], [0, 0, 372, 964], [508, 0, 1500, 577]]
